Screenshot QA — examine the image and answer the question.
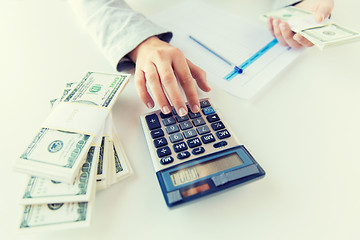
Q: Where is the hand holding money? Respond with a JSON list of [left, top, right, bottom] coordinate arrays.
[[261, 0, 360, 50]]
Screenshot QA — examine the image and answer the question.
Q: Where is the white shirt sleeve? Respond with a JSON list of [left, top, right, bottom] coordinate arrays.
[[68, 0, 172, 71]]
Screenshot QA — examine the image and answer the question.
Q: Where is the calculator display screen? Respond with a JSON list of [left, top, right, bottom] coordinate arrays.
[[170, 153, 244, 187]]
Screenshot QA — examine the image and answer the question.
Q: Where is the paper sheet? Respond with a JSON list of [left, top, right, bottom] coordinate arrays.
[[150, 0, 304, 100]]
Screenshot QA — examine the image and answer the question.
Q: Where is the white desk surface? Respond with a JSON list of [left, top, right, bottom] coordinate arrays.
[[1, 0, 360, 239]]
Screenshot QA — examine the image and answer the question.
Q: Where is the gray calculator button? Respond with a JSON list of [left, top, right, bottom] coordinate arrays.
[[200, 100, 211, 108], [193, 117, 206, 127], [196, 125, 210, 135], [162, 117, 176, 126], [167, 190, 182, 204], [166, 124, 180, 134], [183, 129, 197, 139], [176, 115, 189, 122], [169, 132, 183, 143], [179, 121, 193, 130]]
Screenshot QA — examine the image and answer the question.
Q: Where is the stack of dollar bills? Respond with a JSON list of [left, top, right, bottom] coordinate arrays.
[[14, 72, 133, 231], [260, 6, 360, 50]]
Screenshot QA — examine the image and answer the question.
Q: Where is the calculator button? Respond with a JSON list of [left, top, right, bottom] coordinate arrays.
[[177, 151, 190, 160], [166, 124, 180, 134], [179, 121, 193, 130], [201, 133, 215, 144], [187, 137, 202, 148], [183, 129, 197, 139], [202, 106, 215, 115], [200, 100, 211, 108], [162, 117, 176, 126], [196, 125, 211, 135], [213, 141, 228, 148], [153, 137, 168, 148], [160, 156, 174, 165], [160, 112, 173, 119], [157, 146, 171, 158], [206, 114, 220, 123], [151, 129, 164, 139], [175, 115, 189, 122], [193, 117, 206, 127], [188, 111, 202, 119], [145, 114, 161, 130], [211, 121, 225, 131], [216, 129, 231, 139], [173, 142, 188, 153], [169, 132, 184, 143], [192, 147, 205, 155]]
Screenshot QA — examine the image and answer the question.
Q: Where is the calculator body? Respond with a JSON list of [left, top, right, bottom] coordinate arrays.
[[140, 98, 265, 207]]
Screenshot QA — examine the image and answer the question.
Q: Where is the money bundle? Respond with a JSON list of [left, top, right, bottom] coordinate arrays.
[[15, 72, 133, 231], [260, 6, 360, 50]]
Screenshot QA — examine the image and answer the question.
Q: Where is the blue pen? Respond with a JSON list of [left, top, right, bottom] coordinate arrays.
[[224, 38, 279, 81], [188, 35, 243, 74]]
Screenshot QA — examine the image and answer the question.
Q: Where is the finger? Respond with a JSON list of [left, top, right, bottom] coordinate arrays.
[[144, 63, 172, 114], [315, 1, 334, 22], [293, 33, 314, 47], [172, 57, 201, 113], [134, 68, 154, 109], [272, 19, 288, 46], [267, 17, 275, 36], [155, 61, 188, 116], [279, 22, 302, 49], [187, 59, 211, 93]]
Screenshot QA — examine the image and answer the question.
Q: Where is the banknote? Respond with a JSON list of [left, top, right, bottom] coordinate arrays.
[[14, 72, 130, 183], [19, 201, 93, 231], [20, 146, 99, 204], [260, 6, 360, 49]]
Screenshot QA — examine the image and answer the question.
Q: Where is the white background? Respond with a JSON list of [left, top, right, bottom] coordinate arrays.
[[0, 0, 360, 239]]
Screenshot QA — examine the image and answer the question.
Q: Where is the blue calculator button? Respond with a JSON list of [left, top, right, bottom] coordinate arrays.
[[201, 133, 215, 144], [157, 146, 171, 158], [206, 114, 220, 123], [145, 114, 161, 130], [173, 142, 188, 153], [160, 156, 174, 165], [216, 129, 231, 139], [196, 125, 211, 135], [179, 121, 193, 130], [183, 129, 197, 139], [213, 141, 228, 148], [192, 147, 205, 155], [193, 117, 206, 127], [187, 137, 202, 148], [176, 115, 189, 122], [169, 132, 184, 143], [151, 129, 164, 139], [200, 100, 211, 108], [166, 124, 180, 134], [211, 121, 225, 131], [202, 106, 215, 115], [177, 151, 190, 160], [154, 137, 168, 148], [162, 117, 176, 126], [160, 112, 173, 119]]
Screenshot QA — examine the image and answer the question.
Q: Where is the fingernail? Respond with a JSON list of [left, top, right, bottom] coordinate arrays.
[[146, 102, 154, 109], [178, 107, 187, 117], [162, 105, 171, 114], [192, 104, 200, 113]]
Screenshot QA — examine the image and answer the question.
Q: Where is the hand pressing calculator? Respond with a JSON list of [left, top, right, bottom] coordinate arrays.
[[140, 98, 265, 207]]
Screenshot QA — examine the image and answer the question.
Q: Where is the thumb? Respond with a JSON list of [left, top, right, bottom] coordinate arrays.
[[314, 2, 333, 22]]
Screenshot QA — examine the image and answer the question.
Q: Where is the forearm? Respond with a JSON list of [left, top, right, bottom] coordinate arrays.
[[68, 0, 172, 71]]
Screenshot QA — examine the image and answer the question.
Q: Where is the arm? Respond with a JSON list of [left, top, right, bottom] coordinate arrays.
[[69, 0, 210, 115], [269, 0, 335, 48]]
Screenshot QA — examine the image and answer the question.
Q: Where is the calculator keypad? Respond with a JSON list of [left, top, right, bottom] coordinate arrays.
[[143, 98, 238, 170]]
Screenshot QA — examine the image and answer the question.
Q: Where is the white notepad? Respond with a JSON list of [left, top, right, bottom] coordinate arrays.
[[150, 0, 304, 100]]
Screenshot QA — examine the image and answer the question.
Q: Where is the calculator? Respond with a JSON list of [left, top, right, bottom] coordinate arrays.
[[140, 98, 265, 207]]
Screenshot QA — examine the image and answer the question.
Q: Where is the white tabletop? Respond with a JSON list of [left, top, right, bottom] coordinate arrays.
[[1, 0, 360, 239]]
